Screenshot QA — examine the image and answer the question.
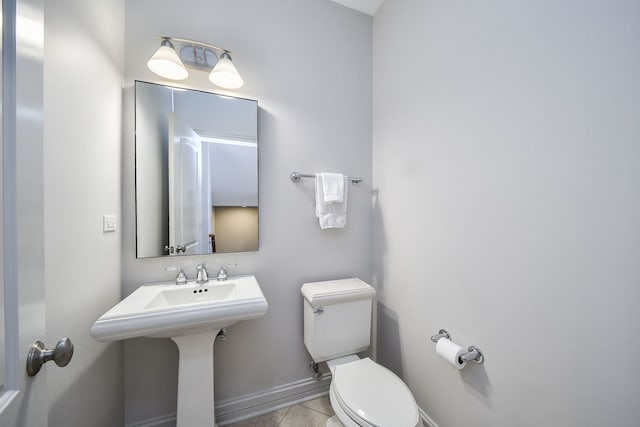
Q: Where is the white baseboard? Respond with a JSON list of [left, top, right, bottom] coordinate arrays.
[[418, 405, 439, 427], [126, 413, 176, 427], [125, 373, 331, 427], [127, 374, 438, 427], [216, 373, 331, 425]]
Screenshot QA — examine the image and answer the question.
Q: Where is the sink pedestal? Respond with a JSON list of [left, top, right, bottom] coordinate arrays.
[[171, 329, 221, 427]]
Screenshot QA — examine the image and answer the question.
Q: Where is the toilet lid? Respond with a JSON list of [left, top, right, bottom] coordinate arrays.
[[332, 358, 419, 427]]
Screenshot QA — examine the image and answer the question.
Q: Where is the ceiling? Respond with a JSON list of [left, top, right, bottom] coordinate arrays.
[[330, 0, 384, 16]]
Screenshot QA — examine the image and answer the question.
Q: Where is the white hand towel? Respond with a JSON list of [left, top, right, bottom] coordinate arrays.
[[321, 173, 345, 203], [315, 173, 348, 229]]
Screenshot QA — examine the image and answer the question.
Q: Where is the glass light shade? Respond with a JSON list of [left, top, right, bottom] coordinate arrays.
[[147, 43, 188, 80], [209, 53, 244, 89]]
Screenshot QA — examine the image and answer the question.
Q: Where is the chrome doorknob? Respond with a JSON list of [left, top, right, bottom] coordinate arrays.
[[26, 337, 74, 376]]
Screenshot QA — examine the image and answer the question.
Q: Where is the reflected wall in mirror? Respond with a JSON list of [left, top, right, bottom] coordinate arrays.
[[135, 81, 258, 258]]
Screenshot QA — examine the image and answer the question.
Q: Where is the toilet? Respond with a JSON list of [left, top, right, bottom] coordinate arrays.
[[301, 278, 422, 427]]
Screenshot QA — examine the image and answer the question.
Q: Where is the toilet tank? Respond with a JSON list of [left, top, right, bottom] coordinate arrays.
[[301, 278, 376, 363]]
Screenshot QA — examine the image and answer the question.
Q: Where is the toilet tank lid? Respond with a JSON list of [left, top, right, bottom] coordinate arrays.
[[301, 278, 376, 306]]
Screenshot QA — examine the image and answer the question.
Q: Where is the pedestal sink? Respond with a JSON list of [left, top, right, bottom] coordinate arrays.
[[91, 275, 268, 427]]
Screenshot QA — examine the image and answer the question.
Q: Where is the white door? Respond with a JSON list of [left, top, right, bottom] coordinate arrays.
[[0, 0, 47, 425], [168, 113, 202, 255]]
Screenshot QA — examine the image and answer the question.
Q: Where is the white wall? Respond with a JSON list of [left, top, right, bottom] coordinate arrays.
[[373, 1, 640, 426], [44, 0, 124, 425], [122, 0, 372, 424]]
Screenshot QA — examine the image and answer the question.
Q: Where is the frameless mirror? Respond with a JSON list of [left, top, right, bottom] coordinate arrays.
[[135, 81, 258, 258]]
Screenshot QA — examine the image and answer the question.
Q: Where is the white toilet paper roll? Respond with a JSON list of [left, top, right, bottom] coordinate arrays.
[[436, 338, 466, 369]]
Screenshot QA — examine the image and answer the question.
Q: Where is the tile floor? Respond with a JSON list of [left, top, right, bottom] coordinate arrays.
[[224, 395, 334, 427]]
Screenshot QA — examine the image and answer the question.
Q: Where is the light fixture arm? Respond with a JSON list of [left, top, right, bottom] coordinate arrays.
[[159, 38, 176, 49], [157, 36, 232, 56]]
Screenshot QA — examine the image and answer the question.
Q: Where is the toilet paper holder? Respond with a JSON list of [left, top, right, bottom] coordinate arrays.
[[459, 346, 484, 364], [430, 329, 451, 343], [430, 329, 484, 364]]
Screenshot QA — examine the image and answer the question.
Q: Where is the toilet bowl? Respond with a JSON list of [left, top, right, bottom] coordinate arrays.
[[301, 278, 422, 427], [326, 355, 422, 427]]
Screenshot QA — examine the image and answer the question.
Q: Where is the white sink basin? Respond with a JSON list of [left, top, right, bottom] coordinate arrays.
[[145, 282, 237, 310], [90, 274, 268, 341]]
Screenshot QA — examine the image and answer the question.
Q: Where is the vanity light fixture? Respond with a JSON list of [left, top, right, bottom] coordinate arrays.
[[146, 38, 189, 80], [209, 51, 244, 89], [147, 36, 244, 89]]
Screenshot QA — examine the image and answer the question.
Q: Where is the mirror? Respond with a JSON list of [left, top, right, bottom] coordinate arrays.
[[135, 81, 258, 258]]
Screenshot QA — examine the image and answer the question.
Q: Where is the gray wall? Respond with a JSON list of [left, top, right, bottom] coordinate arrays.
[[122, 0, 372, 424], [372, 1, 640, 426], [44, 0, 124, 425]]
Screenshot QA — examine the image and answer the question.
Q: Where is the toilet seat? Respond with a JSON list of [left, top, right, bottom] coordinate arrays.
[[331, 358, 420, 427]]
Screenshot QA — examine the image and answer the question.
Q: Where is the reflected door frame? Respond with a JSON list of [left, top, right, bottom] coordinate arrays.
[[168, 112, 203, 256]]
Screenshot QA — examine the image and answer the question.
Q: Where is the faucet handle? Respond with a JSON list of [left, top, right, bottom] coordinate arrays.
[[165, 266, 188, 285], [216, 263, 237, 281]]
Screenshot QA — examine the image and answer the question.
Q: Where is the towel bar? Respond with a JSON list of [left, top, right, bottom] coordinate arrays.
[[290, 171, 363, 185]]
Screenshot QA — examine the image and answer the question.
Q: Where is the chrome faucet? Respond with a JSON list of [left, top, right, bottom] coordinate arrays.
[[195, 263, 209, 285], [216, 263, 236, 281], [165, 267, 188, 285]]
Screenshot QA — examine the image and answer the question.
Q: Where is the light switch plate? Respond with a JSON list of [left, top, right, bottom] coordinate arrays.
[[103, 215, 117, 232]]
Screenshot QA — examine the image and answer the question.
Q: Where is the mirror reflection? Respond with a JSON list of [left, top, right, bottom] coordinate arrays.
[[135, 81, 258, 258]]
